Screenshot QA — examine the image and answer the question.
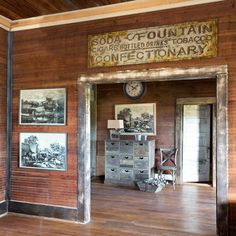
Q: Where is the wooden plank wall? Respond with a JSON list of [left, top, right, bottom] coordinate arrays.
[[12, 28, 79, 207], [0, 28, 7, 202], [96, 80, 216, 176], [11, 0, 236, 230]]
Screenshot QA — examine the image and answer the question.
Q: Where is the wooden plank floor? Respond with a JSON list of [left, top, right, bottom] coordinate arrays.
[[0, 183, 216, 236]]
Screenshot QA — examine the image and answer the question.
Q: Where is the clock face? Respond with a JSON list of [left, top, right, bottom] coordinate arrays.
[[123, 81, 146, 99]]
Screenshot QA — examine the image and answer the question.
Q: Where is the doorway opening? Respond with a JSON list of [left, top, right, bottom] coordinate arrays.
[[183, 105, 213, 185], [77, 65, 228, 235], [176, 97, 216, 187]]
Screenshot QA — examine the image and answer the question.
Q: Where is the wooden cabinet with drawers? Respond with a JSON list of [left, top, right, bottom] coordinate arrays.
[[105, 140, 155, 185]]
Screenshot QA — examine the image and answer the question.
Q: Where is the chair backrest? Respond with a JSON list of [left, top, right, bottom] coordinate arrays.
[[160, 148, 178, 167]]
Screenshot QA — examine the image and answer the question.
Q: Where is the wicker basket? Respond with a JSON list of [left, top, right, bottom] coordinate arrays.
[[137, 181, 164, 193], [136, 181, 147, 191]]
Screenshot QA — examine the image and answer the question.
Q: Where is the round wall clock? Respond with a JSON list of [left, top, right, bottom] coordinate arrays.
[[123, 81, 147, 100]]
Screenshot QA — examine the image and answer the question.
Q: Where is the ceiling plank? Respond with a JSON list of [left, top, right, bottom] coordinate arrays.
[[9, 0, 224, 32], [23, 0, 85, 12], [0, 0, 225, 32], [0, 0, 133, 20], [0, 0, 44, 19]]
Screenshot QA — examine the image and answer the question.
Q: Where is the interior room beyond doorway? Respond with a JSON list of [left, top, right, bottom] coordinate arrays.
[[95, 80, 216, 182]]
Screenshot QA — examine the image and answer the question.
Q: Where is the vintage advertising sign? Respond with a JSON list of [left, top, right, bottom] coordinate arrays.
[[88, 20, 217, 68]]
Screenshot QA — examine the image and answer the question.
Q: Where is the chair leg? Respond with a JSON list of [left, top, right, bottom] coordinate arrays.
[[172, 171, 176, 190]]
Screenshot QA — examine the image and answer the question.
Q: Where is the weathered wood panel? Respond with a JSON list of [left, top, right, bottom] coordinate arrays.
[[0, 28, 7, 203], [11, 0, 236, 232]]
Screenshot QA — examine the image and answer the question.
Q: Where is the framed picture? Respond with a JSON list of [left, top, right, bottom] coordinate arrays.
[[19, 88, 66, 125], [115, 103, 156, 135], [19, 132, 67, 171]]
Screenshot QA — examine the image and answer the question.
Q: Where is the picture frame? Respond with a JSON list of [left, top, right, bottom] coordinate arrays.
[[115, 103, 156, 135], [19, 88, 66, 125], [19, 132, 67, 171]]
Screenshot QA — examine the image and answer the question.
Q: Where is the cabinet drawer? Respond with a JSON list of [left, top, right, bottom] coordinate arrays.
[[120, 141, 133, 154], [134, 156, 149, 169], [106, 154, 119, 166], [120, 155, 133, 167], [134, 142, 149, 156], [134, 155, 148, 162], [120, 168, 134, 181], [106, 141, 119, 152], [134, 169, 149, 180], [105, 167, 120, 180]]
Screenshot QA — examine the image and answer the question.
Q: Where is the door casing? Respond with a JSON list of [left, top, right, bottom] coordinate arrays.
[[77, 65, 228, 236]]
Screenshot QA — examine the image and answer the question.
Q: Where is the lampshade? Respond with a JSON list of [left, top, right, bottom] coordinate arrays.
[[107, 120, 124, 129]]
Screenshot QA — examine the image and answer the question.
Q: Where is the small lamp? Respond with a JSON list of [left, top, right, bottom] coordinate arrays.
[[107, 120, 124, 140]]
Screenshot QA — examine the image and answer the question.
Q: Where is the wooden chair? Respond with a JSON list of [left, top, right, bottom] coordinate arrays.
[[158, 148, 178, 189]]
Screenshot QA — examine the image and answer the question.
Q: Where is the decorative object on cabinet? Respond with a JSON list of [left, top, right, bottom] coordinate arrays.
[[19, 88, 66, 125], [19, 132, 67, 171], [107, 119, 124, 140], [123, 81, 147, 100], [135, 134, 147, 141], [157, 148, 178, 190], [115, 103, 156, 135], [105, 140, 155, 186]]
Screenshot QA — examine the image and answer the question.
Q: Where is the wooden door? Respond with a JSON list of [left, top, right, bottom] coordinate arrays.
[[183, 105, 211, 183]]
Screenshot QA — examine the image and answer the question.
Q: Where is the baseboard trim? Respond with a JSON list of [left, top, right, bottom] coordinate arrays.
[[9, 201, 78, 221], [229, 226, 236, 236], [0, 201, 7, 215]]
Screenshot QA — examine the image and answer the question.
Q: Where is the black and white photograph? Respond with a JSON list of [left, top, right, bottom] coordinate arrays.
[[19, 88, 66, 125], [115, 103, 156, 135], [20, 132, 67, 171]]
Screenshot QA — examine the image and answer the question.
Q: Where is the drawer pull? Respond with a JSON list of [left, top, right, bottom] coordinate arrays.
[[111, 156, 115, 159], [125, 170, 129, 173], [139, 157, 144, 160], [111, 169, 115, 171], [140, 170, 144, 173], [111, 142, 114, 145], [139, 143, 143, 146], [125, 143, 129, 145], [124, 156, 129, 159]]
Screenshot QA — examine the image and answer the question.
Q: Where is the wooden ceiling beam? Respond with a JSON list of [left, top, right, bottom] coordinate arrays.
[[0, 15, 11, 31]]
